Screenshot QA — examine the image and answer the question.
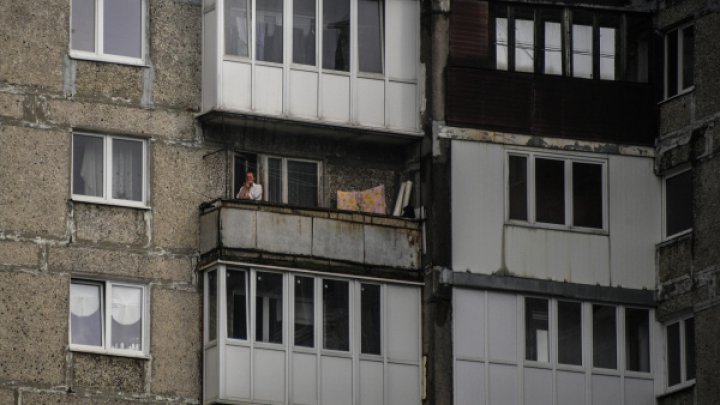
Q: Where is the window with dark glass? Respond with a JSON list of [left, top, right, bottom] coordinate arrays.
[[361, 284, 381, 355], [592, 305, 617, 369], [667, 322, 681, 386], [227, 270, 248, 340], [294, 276, 315, 347], [323, 279, 349, 351], [525, 298, 549, 362], [256, 272, 283, 344], [293, 0, 316, 65], [265, 156, 320, 207], [323, 0, 350, 71], [665, 170, 692, 238], [625, 308, 650, 372], [573, 162, 603, 229], [508, 155, 528, 221], [535, 158, 565, 225], [71, 0, 144, 63], [208, 271, 217, 342], [226, 0, 250, 57], [358, 0, 383, 74], [665, 24, 694, 98], [558, 301, 582, 366], [667, 317, 695, 388], [256, 0, 284, 63]]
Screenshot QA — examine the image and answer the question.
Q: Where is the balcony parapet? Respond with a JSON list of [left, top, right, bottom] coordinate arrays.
[[199, 199, 422, 276]]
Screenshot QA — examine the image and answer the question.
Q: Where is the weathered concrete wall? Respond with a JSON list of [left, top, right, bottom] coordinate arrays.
[[655, 1, 720, 403], [0, 0, 209, 403]]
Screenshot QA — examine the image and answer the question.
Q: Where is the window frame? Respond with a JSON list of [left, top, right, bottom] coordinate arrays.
[[261, 154, 323, 207], [664, 315, 696, 392], [71, 132, 149, 209], [69, 0, 147, 66], [662, 167, 692, 241], [663, 22, 695, 100], [69, 279, 150, 358], [505, 150, 608, 232]]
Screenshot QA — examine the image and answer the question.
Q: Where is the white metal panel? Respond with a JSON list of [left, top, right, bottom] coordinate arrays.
[[386, 81, 416, 131], [609, 155, 660, 290], [204, 345, 220, 401], [356, 78, 385, 127], [225, 345, 251, 400], [591, 374, 621, 405], [254, 65, 284, 115], [289, 69, 318, 119], [488, 364, 518, 405], [202, 10, 218, 112], [292, 352, 317, 405], [222, 60, 252, 110], [320, 356, 352, 405], [386, 285, 420, 362], [504, 226, 610, 285], [386, 0, 418, 80], [455, 360, 485, 405], [625, 378, 654, 405], [254, 349, 286, 403], [454, 288, 485, 359], [487, 292, 516, 362], [523, 368, 552, 405], [387, 363, 420, 405], [556, 371, 585, 405], [320, 74, 350, 123], [451, 141, 505, 274], [359, 360, 384, 405]]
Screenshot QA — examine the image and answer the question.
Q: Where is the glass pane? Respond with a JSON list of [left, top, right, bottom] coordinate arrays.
[[667, 322, 681, 386], [599, 27, 615, 80], [111, 139, 143, 202], [323, 279, 349, 351], [535, 158, 565, 224], [558, 301, 582, 365], [666, 170, 692, 237], [666, 31, 678, 97], [685, 318, 695, 380], [268, 157, 283, 203], [322, 0, 350, 71], [572, 162, 603, 228], [287, 160, 318, 207], [682, 26, 694, 89], [592, 305, 617, 369], [208, 270, 217, 341], [525, 298, 549, 362], [572, 24, 593, 79], [293, 0, 316, 65], [103, 0, 142, 59], [508, 155, 527, 220], [361, 284, 381, 355], [110, 285, 143, 351], [515, 19, 534, 73], [358, 0, 383, 73], [544, 22, 562, 75], [496, 18, 508, 70], [256, 0, 284, 63], [226, 0, 250, 57], [73, 134, 104, 197], [71, 0, 96, 52], [625, 308, 650, 372], [294, 276, 314, 347], [256, 272, 283, 343], [227, 270, 248, 340], [70, 282, 103, 347]]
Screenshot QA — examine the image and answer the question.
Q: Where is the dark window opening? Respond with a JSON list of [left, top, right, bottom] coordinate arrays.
[[535, 158, 565, 224], [573, 162, 603, 228], [593, 305, 617, 369], [665, 170, 692, 237], [558, 301, 582, 366], [508, 155, 528, 220]]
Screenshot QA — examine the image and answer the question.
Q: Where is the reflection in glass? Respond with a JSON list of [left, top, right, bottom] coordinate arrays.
[[361, 284, 381, 355], [625, 308, 650, 372], [256, 272, 283, 343], [323, 0, 350, 71], [358, 0, 383, 73], [515, 19, 534, 72], [294, 277, 314, 347], [558, 301, 582, 365], [495, 18, 508, 70], [293, 0, 316, 65], [227, 270, 248, 340], [593, 305, 617, 369], [110, 285, 143, 351], [323, 279, 349, 351], [572, 24, 593, 79], [544, 22, 562, 75], [525, 298, 549, 362], [256, 0, 284, 63], [226, 0, 250, 57], [104, 0, 142, 59], [287, 160, 318, 207], [599, 27, 616, 80], [71, 0, 95, 52], [70, 282, 103, 347], [111, 139, 143, 202], [73, 135, 104, 198]]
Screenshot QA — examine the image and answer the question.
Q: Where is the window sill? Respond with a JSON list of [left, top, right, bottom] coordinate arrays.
[[658, 229, 692, 247], [658, 86, 695, 105], [69, 51, 147, 68], [658, 379, 695, 398], [70, 346, 150, 360], [505, 221, 608, 236], [71, 197, 151, 211]]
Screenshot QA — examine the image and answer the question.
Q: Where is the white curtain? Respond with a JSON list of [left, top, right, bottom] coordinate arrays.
[[112, 139, 143, 201], [77, 135, 104, 197]]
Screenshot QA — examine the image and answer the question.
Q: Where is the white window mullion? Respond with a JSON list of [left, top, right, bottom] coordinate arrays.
[[105, 282, 113, 351], [528, 153, 536, 223], [97, 0, 104, 56], [105, 136, 111, 201], [282, 158, 289, 203], [679, 320, 686, 383], [677, 29, 684, 93], [564, 160, 572, 226]]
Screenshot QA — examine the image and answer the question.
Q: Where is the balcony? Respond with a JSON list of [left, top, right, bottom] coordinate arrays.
[[446, 67, 657, 146], [199, 199, 423, 277]]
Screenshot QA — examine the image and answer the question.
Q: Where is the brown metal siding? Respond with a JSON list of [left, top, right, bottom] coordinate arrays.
[[449, 0, 490, 67]]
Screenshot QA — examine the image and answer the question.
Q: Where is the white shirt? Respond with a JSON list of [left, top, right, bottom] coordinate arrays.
[[236, 183, 263, 200]]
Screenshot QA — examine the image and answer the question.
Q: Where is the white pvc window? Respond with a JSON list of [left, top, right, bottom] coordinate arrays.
[[666, 317, 695, 389], [572, 24, 593, 79], [664, 24, 694, 99], [543, 21, 562, 75], [70, 0, 145, 65], [599, 27, 616, 80], [263, 155, 321, 207], [70, 280, 148, 357], [514, 19, 535, 73], [72, 133, 148, 208], [495, 18, 509, 71]]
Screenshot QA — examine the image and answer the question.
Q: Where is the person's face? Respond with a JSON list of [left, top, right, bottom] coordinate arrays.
[[245, 172, 255, 185]]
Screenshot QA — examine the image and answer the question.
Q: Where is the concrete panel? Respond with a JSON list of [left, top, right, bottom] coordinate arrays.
[[225, 345, 251, 400], [356, 78, 385, 128], [0, 240, 39, 268], [455, 360, 485, 405], [312, 218, 363, 263], [0, 127, 69, 238], [320, 74, 350, 123], [451, 141, 504, 274], [0, 389, 14, 405], [254, 349, 286, 403], [222, 61, 252, 111], [292, 352, 317, 405], [363, 225, 420, 269], [221, 208, 257, 249], [19, 391, 152, 405], [254, 65, 283, 115], [387, 363, 420, 405], [386, 81, 417, 131], [257, 211, 312, 255], [289, 69, 318, 118], [359, 360, 383, 405], [73, 203, 148, 247], [454, 288, 485, 359], [150, 287, 201, 399], [75, 61, 143, 105], [200, 209, 219, 254], [0, 272, 67, 386], [72, 352, 145, 393], [591, 374, 620, 405], [488, 364, 518, 405]]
